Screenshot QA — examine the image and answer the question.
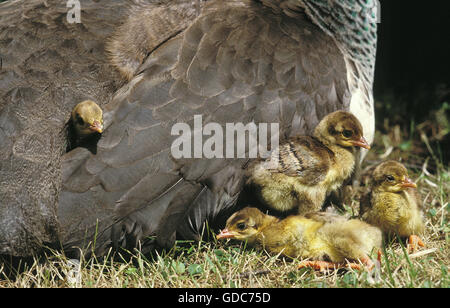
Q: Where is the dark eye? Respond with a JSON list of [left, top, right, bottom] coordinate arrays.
[[386, 175, 395, 182], [342, 130, 353, 138], [76, 114, 85, 126], [236, 222, 246, 231]]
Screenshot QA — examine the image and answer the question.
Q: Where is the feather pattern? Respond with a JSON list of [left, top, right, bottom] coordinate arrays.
[[0, 0, 128, 256]]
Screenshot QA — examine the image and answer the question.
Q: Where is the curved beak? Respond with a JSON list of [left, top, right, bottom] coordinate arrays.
[[216, 228, 234, 240], [400, 177, 417, 189], [89, 120, 103, 133], [350, 136, 371, 150]]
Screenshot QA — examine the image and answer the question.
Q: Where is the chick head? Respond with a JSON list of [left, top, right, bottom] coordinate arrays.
[[372, 160, 417, 193], [71, 100, 104, 137], [314, 111, 370, 149], [216, 207, 266, 241]]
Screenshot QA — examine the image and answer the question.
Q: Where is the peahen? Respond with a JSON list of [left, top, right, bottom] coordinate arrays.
[[0, 0, 378, 257]]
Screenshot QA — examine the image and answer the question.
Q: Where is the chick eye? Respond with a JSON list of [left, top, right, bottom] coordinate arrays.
[[76, 114, 85, 126], [236, 222, 246, 231], [386, 175, 395, 182], [342, 130, 353, 138]]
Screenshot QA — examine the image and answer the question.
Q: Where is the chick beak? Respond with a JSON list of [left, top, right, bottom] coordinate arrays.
[[400, 177, 417, 189], [350, 136, 371, 150], [216, 228, 235, 240], [89, 121, 103, 133]]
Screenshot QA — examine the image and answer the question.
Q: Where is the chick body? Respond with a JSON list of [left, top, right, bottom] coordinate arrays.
[[218, 207, 382, 266], [360, 161, 425, 249], [364, 189, 424, 237], [247, 111, 370, 215], [317, 219, 382, 263], [250, 142, 355, 213], [257, 215, 324, 259]]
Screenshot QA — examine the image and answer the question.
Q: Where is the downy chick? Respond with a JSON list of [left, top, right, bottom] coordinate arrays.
[[360, 161, 425, 251], [66, 100, 103, 154], [217, 207, 382, 271], [246, 111, 370, 215]]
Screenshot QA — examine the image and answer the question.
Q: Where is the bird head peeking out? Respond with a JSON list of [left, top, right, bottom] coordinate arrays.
[[371, 160, 417, 193], [216, 207, 272, 242], [71, 100, 104, 136], [314, 111, 371, 150], [66, 100, 103, 154]]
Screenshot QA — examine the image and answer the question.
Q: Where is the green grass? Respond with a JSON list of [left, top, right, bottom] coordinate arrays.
[[0, 158, 448, 288], [0, 226, 447, 288]]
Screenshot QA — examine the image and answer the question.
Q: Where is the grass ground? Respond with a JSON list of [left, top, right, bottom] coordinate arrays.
[[0, 106, 448, 288]]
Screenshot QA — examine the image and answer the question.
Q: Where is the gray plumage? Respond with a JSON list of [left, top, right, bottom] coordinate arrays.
[[0, 0, 378, 256], [0, 0, 127, 256]]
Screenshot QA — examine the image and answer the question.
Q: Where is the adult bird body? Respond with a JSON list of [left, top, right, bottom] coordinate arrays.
[[0, 0, 378, 256]]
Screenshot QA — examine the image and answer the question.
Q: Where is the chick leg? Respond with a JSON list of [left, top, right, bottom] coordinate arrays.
[[297, 260, 362, 272], [358, 256, 375, 271], [298, 260, 341, 272], [298, 257, 374, 272], [407, 235, 425, 252], [376, 249, 382, 264]]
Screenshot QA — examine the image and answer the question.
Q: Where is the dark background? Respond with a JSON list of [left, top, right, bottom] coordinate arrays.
[[376, 0, 450, 122]]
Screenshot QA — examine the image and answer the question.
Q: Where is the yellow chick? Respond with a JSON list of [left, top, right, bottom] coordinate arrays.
[[360, 161, 425, 251], [66, 100, 104, 153], [246, 111, 370, 215], [71, 100, 104, 136], [217, 207, 382, 271]]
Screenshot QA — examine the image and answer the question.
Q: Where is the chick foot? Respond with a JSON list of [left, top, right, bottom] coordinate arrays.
[[298, 258, 373, 272], [407, 235, 425, 252]]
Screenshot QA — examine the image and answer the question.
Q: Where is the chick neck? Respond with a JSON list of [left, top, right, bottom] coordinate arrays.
[[251, 214, 280, 245], [373, 185, 408, 195], [313, 126, 355, 157]]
